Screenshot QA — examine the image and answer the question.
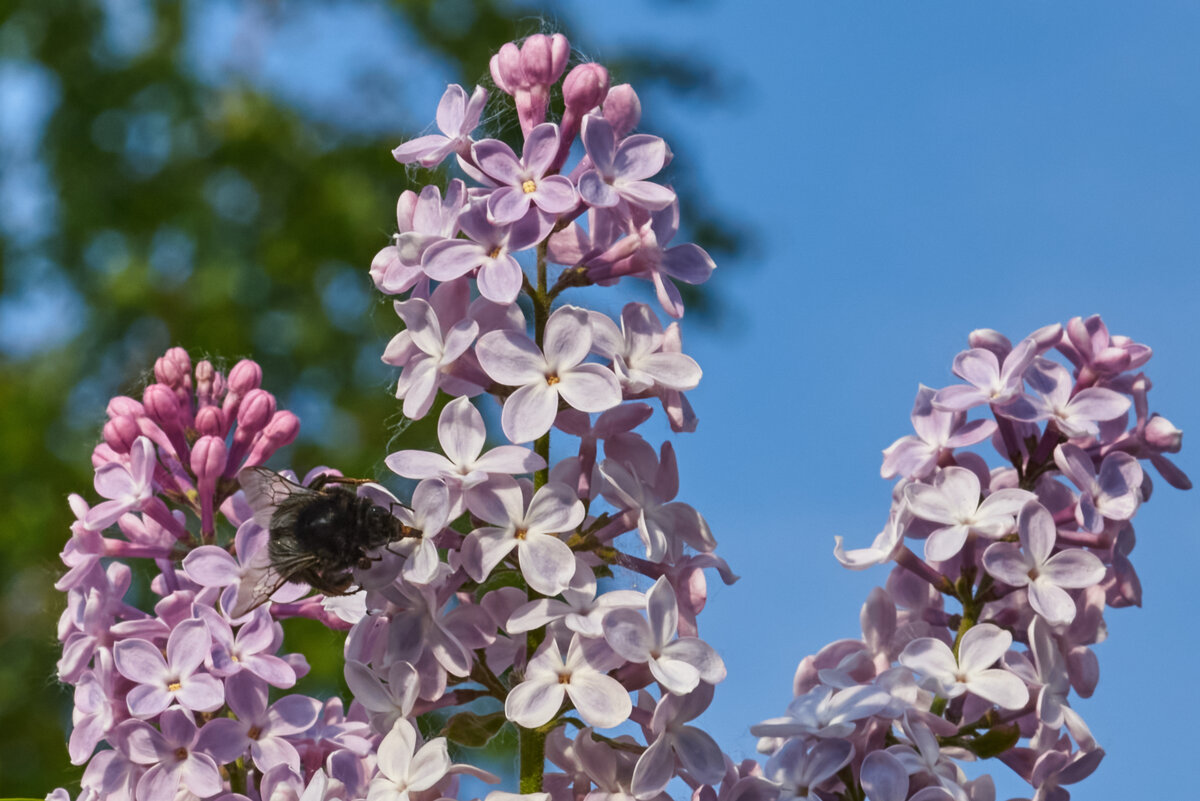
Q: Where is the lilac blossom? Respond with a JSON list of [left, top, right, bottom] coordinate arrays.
[[210, 672, 322, 773], [1003, 361, 1130, 438], [384, 296, 480, 420], [762, 739, 855, 801], [933, 338, 1037, 412], [982, 501, 1106, 625], [461, 477, 583, 596], [881, 385, 996, 480], [602, 576, 725, 695], [505, 635, 632, 729], [474, 123, 578, 223], [903, 466, 1035, 562], [391, 84, 487, 168], [113, 617, 224, 717], [422, 200, 552, 304], [577, 115, 675, 212], [899, 624, 1028, 710], [109, 709, 243, 801], [384, 396, 545, 496], [590, 303, 702, 393], [476, 305, 622, 443], [1053, 444, 1143, 533], [371, 180, 467, 295], [83, 436, 157, 531]]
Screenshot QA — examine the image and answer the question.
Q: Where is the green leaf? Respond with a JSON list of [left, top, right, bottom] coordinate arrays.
[[967, 723, 1021, 759], [443, 710, 509, 748]]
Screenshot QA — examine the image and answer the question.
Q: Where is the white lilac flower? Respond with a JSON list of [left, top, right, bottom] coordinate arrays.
[[366, 719, 452, 801], [1002, 361, 1130, 438], [881, 385, 997, 480], [1053, 443, 1143, 533], [982, 500, 1106, 626], [505, 635, 632, 729], [462, 477, 583, 596], [904, 466, 1034, 562], [602, 576, 725, 695], [762, 738, 855, 801], [898, 624, 1028, 710], [476, 305, 622, 443], [932, 338, 1037, 412]]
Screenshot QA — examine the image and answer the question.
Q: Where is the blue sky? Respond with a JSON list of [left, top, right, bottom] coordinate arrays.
[[555, 3, 1200, 798], [7, 1, 1200, 798]]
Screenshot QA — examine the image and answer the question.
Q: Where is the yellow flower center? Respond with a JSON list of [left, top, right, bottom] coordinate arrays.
[[522, 179, 538, 194]]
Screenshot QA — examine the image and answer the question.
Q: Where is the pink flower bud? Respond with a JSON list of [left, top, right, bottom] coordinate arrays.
[[195, 359, 216, 405], [563, 63, 609, 114], [192, 435, 227, 537], [519, 33, 569, 86], [227, 359, 261, 395], [554, 62, 612, 173], [106, 396, 145, 419], [603, 84, 642, 137], [154, 347, 192, 389], [191, 435, 228, 483], [489, 42, 522, 94], [143, 384, 180, 430], [194, 405, 224, 437], [1145, 414, 1183, 453], [236, 389, 277, 432], [243, 411, 300, 468], [103, 416, 141, 454]]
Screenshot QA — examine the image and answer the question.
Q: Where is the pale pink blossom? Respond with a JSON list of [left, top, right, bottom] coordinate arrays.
[[505, 635, 632, 729]]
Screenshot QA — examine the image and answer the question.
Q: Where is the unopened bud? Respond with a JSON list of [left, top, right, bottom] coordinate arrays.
[[143, 384, 180, 430], [563, 63, 610, 115], [191, 435, 228, 483], [236, 389, 276, 433], [194, 406, 224, 437], [489, 42, 522, 95], [243, 411, 301, 468], [603, 84, 642, 137], [195, 360, 216, 406], [228, 359, 262, 395], [102, 416, 141, 454], [1144, 414, 1183, 453], [1093, 346, 1131, 375], [519, 33, 570, 86], [154, 347, 192, 389], [967, 329, 1011, 360]]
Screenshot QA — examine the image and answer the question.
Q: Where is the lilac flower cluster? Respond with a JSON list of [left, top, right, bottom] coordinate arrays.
[[52, 34, 737, 801], [745, 317, 1188, 801]]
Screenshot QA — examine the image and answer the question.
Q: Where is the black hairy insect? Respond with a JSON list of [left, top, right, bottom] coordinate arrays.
[[229, 467, 408, 616]]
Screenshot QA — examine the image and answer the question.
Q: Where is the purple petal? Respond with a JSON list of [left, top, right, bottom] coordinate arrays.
[[422, 239, 485, 281], [967, 668, 1028, 710], [578, 170, 620, 207], [603, 609, 654, 662], [501, 382, 559, 443], [543, 306, 592, 369], [385, 450, 454, 480], [534, 175, 578, 213], [957, 624, 1012, 674], [114, 638, 168, 684], [176, 673, 225, 713], [617, 179, 676, 211], [557, 364, 621, 413], [523, 123, 561, 175], [476, 255, 524, 304], [981, 542, 1032, 586], [487, 186, 532, 225], [581, 115, 616, 173], [473, 138, 524, 185], [518, 534, 577, 596], [565, 672, 632, 729], [661, 243, 715, 284], [613, 134, 667, 180], [505, 679, 565, 728]]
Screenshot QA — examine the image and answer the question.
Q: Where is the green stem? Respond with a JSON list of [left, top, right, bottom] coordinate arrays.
[[519, 241, 552, 792], [519, 724, 548, 793]]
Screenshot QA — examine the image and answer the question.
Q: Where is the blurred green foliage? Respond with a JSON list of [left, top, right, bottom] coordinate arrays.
[[0, 0, 742, 794]]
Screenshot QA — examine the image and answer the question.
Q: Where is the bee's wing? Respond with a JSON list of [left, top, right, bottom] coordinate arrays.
[[227, 548, 319, 618], [238, 466, 319, 530]]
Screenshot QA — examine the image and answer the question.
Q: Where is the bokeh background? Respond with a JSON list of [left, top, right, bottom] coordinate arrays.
[[2, 1, 1197, 799]]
